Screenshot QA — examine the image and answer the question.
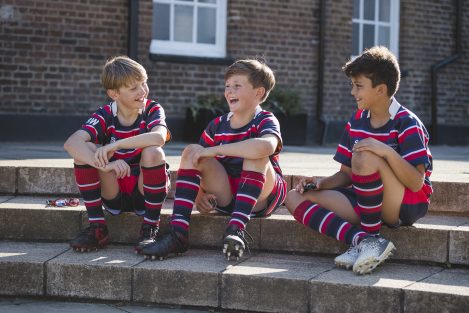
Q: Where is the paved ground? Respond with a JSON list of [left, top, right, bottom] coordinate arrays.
[[0, 141, 467, 182], [0, 297, 213, 313]]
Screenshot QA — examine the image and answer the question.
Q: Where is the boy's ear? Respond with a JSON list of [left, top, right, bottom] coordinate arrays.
[[376, 83, 388, 96], [256, 87, 266, 100], [107, 89, 119, 100]]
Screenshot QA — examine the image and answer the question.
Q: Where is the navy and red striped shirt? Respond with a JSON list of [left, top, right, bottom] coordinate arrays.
[[333, 98, 433, 198], [81, 99, 170, 166], [199, 106, 283, 178]]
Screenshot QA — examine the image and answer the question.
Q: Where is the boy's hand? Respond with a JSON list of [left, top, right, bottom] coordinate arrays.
[[192, 147, 217, 167], [352, 138, 392, 158], [95, 144, 117, 168], [296, 177, 322, 194], [101, 159, 130, 179], [195, 192, 217, 214]]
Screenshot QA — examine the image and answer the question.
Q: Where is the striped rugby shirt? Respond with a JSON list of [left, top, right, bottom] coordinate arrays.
[[199, 106, 283, 178], [81, 99, 170, 166], [333, 98, 433, 198]]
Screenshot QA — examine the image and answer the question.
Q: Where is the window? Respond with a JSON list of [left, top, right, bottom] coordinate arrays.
[[352, 0, 400, 57], [151, 0, 227, 58]]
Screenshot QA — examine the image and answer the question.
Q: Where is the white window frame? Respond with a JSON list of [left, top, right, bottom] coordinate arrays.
[[352, 0, 400, 58], [150, 0, 227, 58]]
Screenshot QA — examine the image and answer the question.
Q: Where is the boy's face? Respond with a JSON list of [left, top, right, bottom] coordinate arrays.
[[224, 74, 264, 114], [350, 75, 384, 110], [108, 79, 149, 111]]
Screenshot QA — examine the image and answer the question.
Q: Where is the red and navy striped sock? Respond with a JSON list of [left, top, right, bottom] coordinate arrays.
[[170, 169, 201, 238], [229, 170, 266, 230], [141, 163, 168, 227], [293, 200, 367, 246], [352, 172, 383, 234], [74, 164, 104, 224]]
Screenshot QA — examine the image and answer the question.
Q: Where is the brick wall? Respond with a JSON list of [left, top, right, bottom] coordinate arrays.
[[0, 0, 468, 142], [0, 0, 127, 115], [398, 0, 469, 126]]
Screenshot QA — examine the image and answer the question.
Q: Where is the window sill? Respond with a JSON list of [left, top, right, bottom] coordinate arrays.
[[149, 53, 234, 65]]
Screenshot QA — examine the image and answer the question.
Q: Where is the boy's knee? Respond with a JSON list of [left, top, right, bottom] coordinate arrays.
[[284, 189, 302, 213], [242, 157, 269, 171], [351, 150, 379, 172], [181, 144, 202, 159], [141, 146, 165, 165]]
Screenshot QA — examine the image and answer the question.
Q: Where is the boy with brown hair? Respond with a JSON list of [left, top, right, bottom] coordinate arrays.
[[143, 59, 287, 261], [64, 56, 171, 253], [285, 46, 432, 274]]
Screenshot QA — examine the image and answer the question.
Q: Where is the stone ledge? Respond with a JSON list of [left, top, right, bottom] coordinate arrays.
[[1, 242, 468, 313], [1, 196, 469, 265]]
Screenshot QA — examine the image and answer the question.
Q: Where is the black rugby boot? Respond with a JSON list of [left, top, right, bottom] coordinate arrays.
[[70, 223, 109, 252]]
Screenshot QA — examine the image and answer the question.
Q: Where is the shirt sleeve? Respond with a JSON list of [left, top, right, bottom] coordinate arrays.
[[145, 100, 171, 142], [199, 117, 218, 147], [81, 108, 107, 145], [333, 117, 353, 168], [257, 111, 283, 154], [397, 116, 430, 168]]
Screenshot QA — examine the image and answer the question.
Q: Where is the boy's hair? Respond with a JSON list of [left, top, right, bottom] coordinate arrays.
[[224, 59, 276, 101], [342, 46, 400, 97], [101, 56, 148, 90]]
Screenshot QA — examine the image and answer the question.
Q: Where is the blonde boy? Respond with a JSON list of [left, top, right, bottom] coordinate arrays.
[[64, 56, 171, 253]]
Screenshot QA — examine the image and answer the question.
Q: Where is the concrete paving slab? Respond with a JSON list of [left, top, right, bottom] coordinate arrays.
[[0, 166, 16, 194], [18, 167, 79, 195], [259, 214, 346, 254], [0, 297, 211, 313], [404, 268, 469, 313], [430, 181, 469, 215], [311, 263, 442, 313], [221, 253, 334, 313], [46, 245, 143, 301], [0, 196, 83, 241], [133, 249, 229, 307], [0, 241, 68, 296], [449, 222, 469, 265]]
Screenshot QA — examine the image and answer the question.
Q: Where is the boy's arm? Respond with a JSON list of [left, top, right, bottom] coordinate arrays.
[[318, 164, 353, 189], [196, 134, 279, 161], [110, 125, 167, 150], [354, 137, 425, 192], [94, 125, 167, 167], [63, 130, 98, 167]]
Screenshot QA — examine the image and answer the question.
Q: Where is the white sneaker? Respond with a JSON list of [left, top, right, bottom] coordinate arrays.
[[334, 246, 359, 270], [352, 236, 396, 275]]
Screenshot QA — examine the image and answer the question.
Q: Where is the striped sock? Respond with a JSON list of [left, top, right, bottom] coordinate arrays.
[[352, 172, 383, 234], [142, 163, 168, 227], [293, 200, 367, 246], [74, 164, 104, 224], [229, 170, 266, 230], [170, 169, 201, 238]]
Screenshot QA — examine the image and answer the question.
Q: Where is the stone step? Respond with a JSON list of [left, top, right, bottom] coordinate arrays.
[[1, 196, 468, 266], [0, 241, 468, 313], [1, 166, 468, 216]]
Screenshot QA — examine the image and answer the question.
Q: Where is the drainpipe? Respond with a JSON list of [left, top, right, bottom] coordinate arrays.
[[128, 0, 139, 60], [316, 0, 326, 145], [430, 0, 462, 144]]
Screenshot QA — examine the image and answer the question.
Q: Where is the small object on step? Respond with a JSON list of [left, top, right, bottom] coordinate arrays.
[[46, 198, 80, 207]]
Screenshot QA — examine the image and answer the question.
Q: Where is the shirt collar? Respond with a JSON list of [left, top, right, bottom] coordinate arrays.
[[227, 105, 262, 121], [366, 98, 401, 120]]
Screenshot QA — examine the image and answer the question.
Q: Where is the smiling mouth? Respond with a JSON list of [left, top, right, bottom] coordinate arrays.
[[229, 98, 239, 105]]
